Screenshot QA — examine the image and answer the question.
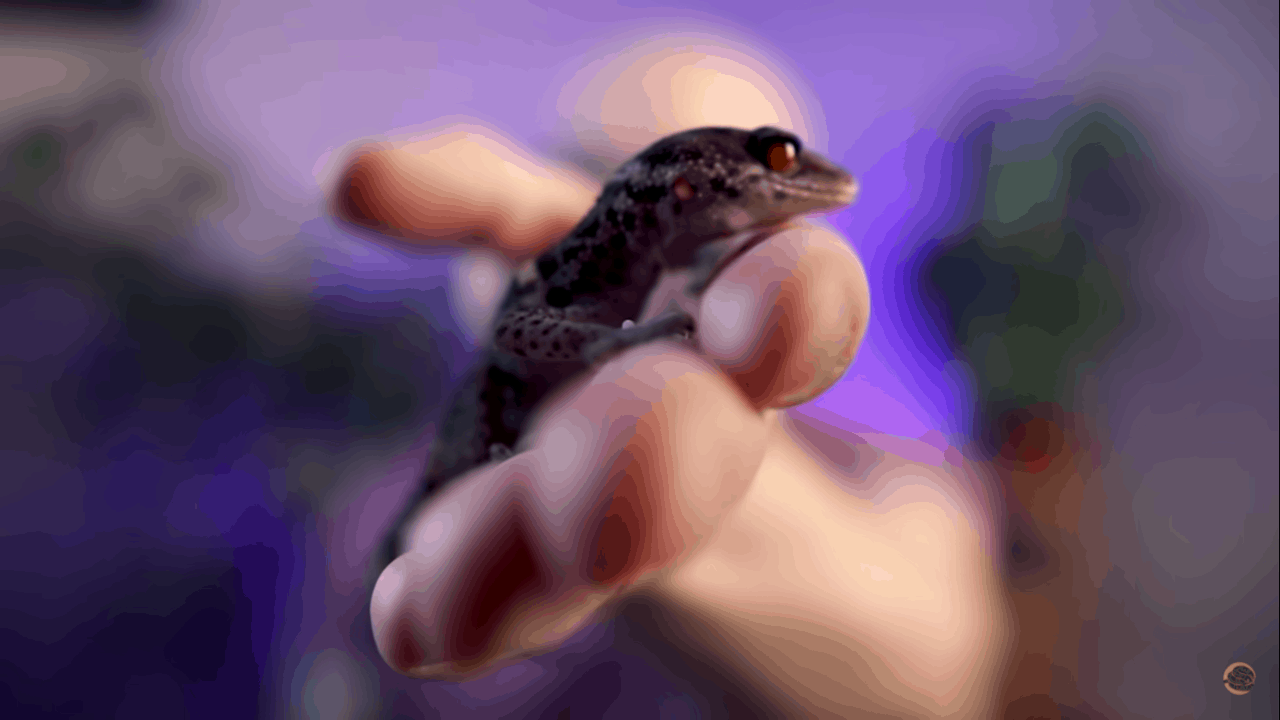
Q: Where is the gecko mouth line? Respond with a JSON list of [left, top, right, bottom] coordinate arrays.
[[766, 178, 859, 204]]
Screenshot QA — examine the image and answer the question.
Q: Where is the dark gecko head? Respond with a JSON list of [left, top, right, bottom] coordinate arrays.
[[533, 126, 858, 299], [604, 126, 857, 255]]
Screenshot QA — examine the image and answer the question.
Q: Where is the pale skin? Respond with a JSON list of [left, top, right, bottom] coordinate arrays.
[[336, 132, 1035, 719]]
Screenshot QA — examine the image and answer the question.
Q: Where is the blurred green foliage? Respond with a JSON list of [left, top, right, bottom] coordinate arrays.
[[930, 110, 1142, 426]]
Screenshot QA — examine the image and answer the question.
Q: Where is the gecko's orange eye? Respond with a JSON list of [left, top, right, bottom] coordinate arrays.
[[747, 127, 802, 174], [764, 141, 797, 172]]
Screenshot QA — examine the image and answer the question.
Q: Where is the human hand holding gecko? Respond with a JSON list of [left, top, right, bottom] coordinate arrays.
[[335, 129, 1021, 719]]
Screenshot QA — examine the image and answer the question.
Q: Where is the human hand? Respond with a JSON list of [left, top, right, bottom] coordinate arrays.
[[367, 210, 871, 663], [338, 128, 1016, 718]]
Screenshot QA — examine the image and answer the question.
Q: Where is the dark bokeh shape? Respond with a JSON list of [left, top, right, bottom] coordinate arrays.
[[0, 538, 260, 719], [49, 250, 429, 440], [0, 0, 165, 22], [531, 661, 623, 720], [383, 688, 444, 720], [1, 85, 454, 714], [928, 239, 1020, 340], [164, 601, 235, 682], [1005, 513, 1059, 590], [923, 112, 1139, 450], [0, 84, 226, 263], [1005, 266, 1079, 337], [3, 132, 68, 207]]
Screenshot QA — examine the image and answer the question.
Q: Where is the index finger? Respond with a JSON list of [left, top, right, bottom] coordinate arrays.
[[330, 128, 597, 261]]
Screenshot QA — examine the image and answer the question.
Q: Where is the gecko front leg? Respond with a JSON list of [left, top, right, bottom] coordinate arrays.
[[493, 302, 695, 365], [582, 310, 696, 365]]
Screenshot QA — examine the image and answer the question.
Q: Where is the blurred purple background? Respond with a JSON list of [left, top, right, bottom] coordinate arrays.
[[1, 0, 1275, 718]]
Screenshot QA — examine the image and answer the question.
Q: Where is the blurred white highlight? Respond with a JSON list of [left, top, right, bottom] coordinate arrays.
[[447, 251, 510, 343]]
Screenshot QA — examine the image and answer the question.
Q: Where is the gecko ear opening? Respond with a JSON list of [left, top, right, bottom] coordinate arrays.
[[673, 177, 696, 202]]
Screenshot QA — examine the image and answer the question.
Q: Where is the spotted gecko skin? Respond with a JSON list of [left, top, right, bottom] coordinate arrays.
[[378, 126, 856, 567]]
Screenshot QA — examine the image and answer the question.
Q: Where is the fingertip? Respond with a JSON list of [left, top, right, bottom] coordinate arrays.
[[698, 223, 870, 409], [371, 556, 430, 672], [371, 558, 407, 628], [328, 131, 596, 261], [330, 146, 401, 230]]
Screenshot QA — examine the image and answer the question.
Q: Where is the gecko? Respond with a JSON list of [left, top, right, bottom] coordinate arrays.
[[377, 125, 856, 569]]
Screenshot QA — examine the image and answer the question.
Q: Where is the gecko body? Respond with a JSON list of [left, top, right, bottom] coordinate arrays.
[[380, 126, 856, 566]]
